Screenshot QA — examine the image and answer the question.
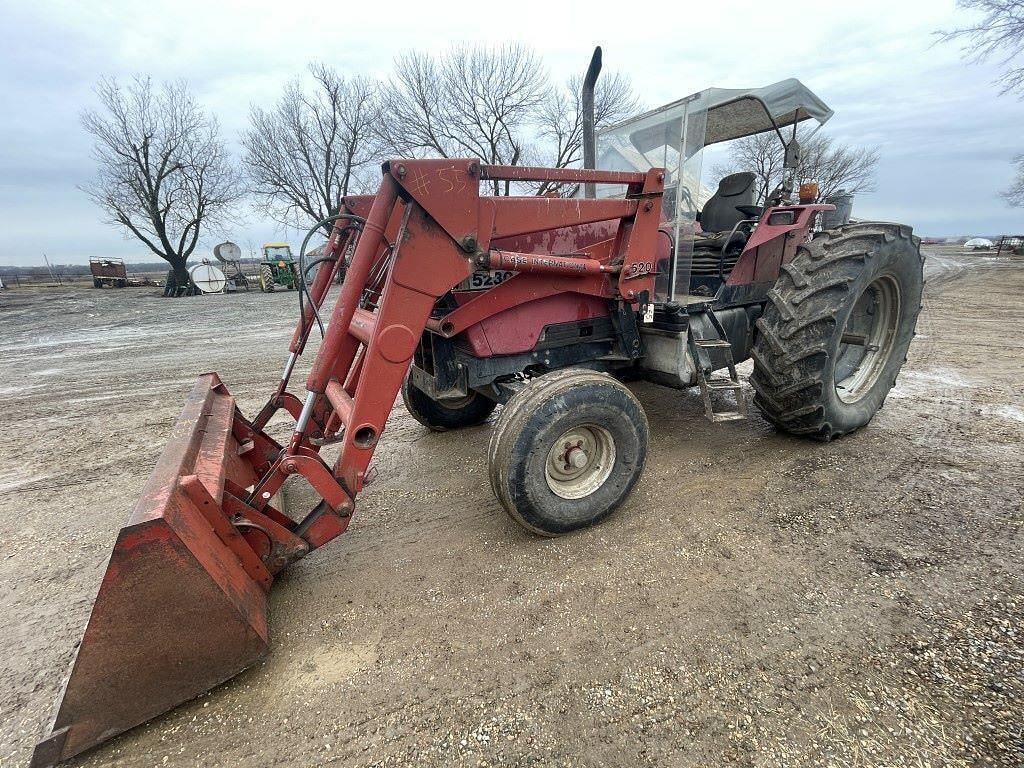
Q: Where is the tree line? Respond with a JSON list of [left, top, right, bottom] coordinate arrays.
[[81, 44, 882, 284]]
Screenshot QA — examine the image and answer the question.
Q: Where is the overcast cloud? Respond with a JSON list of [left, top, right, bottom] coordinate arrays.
[[1, 0, 1021, 266]]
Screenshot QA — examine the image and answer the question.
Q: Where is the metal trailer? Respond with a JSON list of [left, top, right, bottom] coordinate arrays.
[[88, 257, 128, 288]]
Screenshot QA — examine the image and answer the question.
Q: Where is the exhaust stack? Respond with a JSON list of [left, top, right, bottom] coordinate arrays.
[[582, 46, 602, 199]]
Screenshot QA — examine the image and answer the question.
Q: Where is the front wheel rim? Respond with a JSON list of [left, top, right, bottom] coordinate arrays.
[[834, 274, 901, 403], [545, 424, 616, 500], [437, 393, 475, 411]]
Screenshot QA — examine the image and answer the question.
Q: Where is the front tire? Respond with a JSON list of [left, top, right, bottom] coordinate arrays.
[[401, 375, 496, 431], [750, 222, 924, 440], [488, 369, 649, 536]]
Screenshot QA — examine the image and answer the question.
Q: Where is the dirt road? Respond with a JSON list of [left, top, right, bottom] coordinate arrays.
[[1, 251, 1021, 767]]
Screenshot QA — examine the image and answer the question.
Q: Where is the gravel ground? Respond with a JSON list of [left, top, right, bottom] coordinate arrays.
[[0, 246, 1021, 768]]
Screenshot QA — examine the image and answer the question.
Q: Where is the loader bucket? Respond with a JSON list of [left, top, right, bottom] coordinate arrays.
[[32, 374, 273, 768]]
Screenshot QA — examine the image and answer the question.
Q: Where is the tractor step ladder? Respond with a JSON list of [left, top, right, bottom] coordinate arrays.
[[688, 308, 747, 423]]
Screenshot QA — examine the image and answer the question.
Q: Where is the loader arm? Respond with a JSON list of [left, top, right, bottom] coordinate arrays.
[[34, 159, 664, 766]]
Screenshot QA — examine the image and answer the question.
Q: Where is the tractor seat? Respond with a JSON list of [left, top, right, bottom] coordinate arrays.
[[690, 173, 759, 279], [699, 172, 758, 234], [694, 229, 748, 249]]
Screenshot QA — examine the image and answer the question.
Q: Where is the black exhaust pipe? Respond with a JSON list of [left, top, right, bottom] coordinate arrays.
[[582, 46, 602, 199]]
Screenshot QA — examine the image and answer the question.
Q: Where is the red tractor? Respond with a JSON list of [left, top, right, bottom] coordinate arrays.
[[34, 52, 923, 766]]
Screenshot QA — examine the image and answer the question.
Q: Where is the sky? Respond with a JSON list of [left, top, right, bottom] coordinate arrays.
[[0, 0, 1021, 266]]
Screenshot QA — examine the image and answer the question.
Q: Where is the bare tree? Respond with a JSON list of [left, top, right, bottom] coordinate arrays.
[[381, 44, 547, 195], [243, 64, 384, 231], [941, 0, 1024, 95], [81, 77, 238, 287], [715, 130, 879, 206], [1004, 154, 1024, 206], [799, 133, 880, 199], [381, 45, 639, 196], [532, 71, 640, 196]]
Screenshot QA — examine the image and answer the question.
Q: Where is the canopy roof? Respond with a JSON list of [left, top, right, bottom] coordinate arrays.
[[602, 78, 833, 155]]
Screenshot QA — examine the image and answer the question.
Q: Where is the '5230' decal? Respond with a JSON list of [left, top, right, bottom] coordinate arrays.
[[466, 270, 515, 290]]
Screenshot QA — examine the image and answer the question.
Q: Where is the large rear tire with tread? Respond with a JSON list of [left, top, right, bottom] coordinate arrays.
[[488, 369, 649, 536], [259, 264, 275, 293], [750, 222, 924, 441], [401, 375, 496, 431]]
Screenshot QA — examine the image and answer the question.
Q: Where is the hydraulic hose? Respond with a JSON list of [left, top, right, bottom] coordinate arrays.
[[296, 213, 366, 340]]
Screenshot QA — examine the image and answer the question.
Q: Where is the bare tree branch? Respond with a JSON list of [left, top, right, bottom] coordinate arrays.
[[715, 129, 879, 206], [940, 0, 1024, 96], [1004, 154, 1024, 206], [242, 63, 384, 231], [252, 46, 635, 207], [380, 45, 639, 197], [530, 71, 640, 196], [81, 77, 240, 285], [380, 44, 547, 195]]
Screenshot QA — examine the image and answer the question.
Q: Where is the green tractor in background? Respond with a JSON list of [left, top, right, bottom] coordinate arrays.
[[258, 242, 299, 292]]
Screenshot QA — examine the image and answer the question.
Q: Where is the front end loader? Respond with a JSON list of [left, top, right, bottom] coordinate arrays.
[[33, 56, 923, 766]]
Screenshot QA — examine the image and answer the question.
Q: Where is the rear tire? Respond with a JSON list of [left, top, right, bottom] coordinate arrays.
[[750, 222, 924, 440], [488, 369, 649, 536], [259, 265, 275, 293], [401, 375, 496, 431]]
